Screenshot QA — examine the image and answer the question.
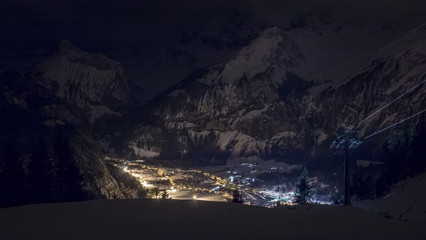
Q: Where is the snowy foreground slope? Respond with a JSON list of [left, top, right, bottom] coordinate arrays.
[[0, 200, 424, 240], [355, 173, 426, 223]]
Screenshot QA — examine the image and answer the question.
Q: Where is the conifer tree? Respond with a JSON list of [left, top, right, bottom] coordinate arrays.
[[54, 134, 85, 202], [161, 189, 169, 199], [0, 150, 4, 206], [406, 125, 426, 176], [232, 190, 243, 203], [28, 137, 50, 203], [45, 145, 60, 202], [294, 168, 312, 204], [150, 187, 160, 199], [0, 142, 25, 207]]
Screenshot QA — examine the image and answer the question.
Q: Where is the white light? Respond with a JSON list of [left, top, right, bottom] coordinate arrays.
[[193, 195, 197, 199], [142, 181, 153, 187]]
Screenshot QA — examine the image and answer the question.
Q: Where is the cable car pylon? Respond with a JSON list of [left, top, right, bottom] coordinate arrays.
[[330, 127, 362, 205], [330, 79, 424, 205]]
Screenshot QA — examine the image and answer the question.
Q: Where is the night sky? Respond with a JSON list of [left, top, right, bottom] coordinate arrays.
[[2, 0, 426, 94]]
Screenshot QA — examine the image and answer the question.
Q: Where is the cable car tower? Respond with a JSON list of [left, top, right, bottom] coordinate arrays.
[[330, 126, 362, 205], [330, 79, 425, 205]]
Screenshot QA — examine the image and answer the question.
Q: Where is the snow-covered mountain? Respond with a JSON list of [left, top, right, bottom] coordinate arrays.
[[315, 23, 426, 141], [33, 40, 144, 125], [119, 27, 311, 163], [1, 15, 424, 202], [37, 40, 131, 104], [0, 40, 145, 200], [118, 22, 425, 167], [112, 10, 267, 97], [115, 12, 413, 98]]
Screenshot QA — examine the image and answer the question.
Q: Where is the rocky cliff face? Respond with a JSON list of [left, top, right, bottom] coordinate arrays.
[[32, 40, 144, 126], [121, 28, 309, 163], [120, 23, 425, 166], [315, 23, 426, 132], [71, 132, 143, 199], [0, 40, 144, 200], [37, 40, 132, 105]]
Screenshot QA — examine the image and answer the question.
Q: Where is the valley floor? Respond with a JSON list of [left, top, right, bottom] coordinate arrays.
[[0, 199, 425, 240]]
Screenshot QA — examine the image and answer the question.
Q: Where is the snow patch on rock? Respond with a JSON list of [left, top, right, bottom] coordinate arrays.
[[130, 143, 160, 159], [89, 105, 121, 124]]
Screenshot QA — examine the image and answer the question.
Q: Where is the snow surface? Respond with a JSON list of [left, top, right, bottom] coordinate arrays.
[[43, 119, 65, 127], [169, 88, 186, 97], [355, 173, 426, 224], [221, 27, 287, 84], [130, 144, 160, 158], [37, 40, 128, 104], [215, 130, 267, 156], [88, 105, 120, 124], [0, 199, 424, 240]]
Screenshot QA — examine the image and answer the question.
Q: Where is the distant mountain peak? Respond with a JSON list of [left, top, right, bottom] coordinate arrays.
[[53, 39, 122, 71], [288, 13, 344, 35], [58, 39, 79, 53], [35, 40, 137, 107], [218, 27, 302, 85], [375, 22, 426, 60], [290, 13, 340, 28]]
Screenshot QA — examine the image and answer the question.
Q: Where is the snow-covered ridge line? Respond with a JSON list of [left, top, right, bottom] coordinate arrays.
[[121, 22, 426, 163], [37, 39, 131, 105]]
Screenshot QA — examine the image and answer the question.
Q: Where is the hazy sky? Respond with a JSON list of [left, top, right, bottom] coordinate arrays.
[[3, 0, 425, 21], [1, 0, 426, 93], [2, 0, 425, 49]]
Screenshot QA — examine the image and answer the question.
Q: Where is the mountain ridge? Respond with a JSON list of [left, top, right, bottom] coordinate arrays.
[[113, 23, 425, 170]]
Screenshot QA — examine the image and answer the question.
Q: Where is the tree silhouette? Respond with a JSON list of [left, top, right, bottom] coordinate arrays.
[[150, 187, 160, 199], [161, 189, 169, 199], [232, 190, 243, 203], [406, 125, 426, 176], [27, 137, 52, 203], [0, 142, 25, 207], [45, 145, 60, 202], [294, 168, 312, 204], [54, 134, 85, 202], [376, 125, 421, 196]]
